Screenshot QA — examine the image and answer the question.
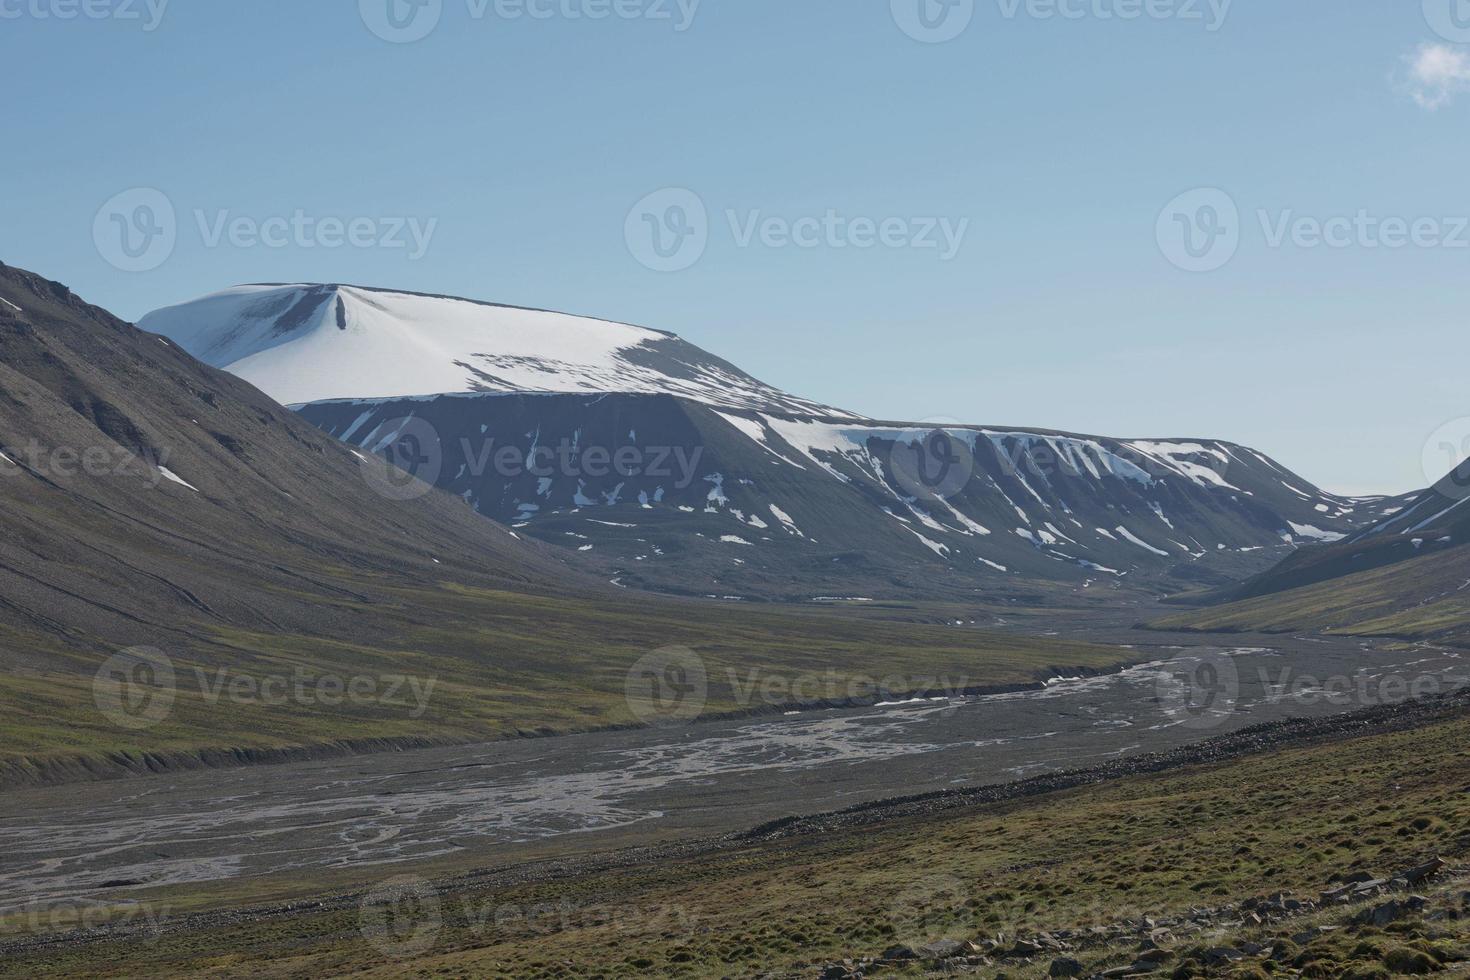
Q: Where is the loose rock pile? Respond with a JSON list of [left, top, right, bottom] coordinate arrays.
[[813, 856, 1458, 978]]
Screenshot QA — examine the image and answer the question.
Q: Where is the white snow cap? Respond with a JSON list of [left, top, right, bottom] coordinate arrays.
[[140, 283, 854, 416]]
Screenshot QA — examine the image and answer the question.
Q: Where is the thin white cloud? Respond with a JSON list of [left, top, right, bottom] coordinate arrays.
[[1406, 43, 1470, 110]]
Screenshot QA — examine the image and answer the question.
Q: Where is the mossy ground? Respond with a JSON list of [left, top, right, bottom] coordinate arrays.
[[0, 584, 1121, 786], [9, 705, 1470, 978]]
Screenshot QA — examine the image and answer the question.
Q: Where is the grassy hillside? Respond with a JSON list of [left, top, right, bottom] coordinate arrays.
[[8, 697, 1470, 977], [1151, 544, 1470, 643], [1159, 462, 1470, 642], [0, 585, 1122, 788]]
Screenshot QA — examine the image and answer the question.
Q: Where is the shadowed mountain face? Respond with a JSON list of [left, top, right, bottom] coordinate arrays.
[[0, 263, 580, 655], [1152, 461, 1470, 642], [1206, 462, 1470, 604], [144, 283, 1407, 602]]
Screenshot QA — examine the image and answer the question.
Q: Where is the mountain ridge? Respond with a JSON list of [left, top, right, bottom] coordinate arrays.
[[143, 282, 1411, 600]]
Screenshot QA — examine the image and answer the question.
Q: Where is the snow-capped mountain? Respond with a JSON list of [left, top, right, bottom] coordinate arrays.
[[142, 284, 1407, 600], [141, 284, 852, 417]]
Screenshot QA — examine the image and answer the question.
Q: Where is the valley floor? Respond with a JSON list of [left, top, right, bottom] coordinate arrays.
[[6, 663, 1470, 978]]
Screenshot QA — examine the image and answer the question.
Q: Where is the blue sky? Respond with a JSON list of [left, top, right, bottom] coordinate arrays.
[[3, 0, 1468, 495]]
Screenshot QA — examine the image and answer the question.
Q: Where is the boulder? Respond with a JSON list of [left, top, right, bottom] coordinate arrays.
[[1202, 947, 1244, 966], [1047, 957, 1084, 977], [1402, 856, 1450, 884], [1355, 895, 1430, 928], [916, 939, 964, 960]]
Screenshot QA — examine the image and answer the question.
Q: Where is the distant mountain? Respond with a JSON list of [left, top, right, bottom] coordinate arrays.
[[1188, 463, 1470, 603], [143, 283, 1406, 600], [1153, 461, 1470, 642], [140, 283, 850, 417]]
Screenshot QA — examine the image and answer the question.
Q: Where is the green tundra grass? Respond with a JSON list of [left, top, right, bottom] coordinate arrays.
[[0, 581, 1124, 788], [10, 702, 1470, 978], [1152, 544, 1470, 643]]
